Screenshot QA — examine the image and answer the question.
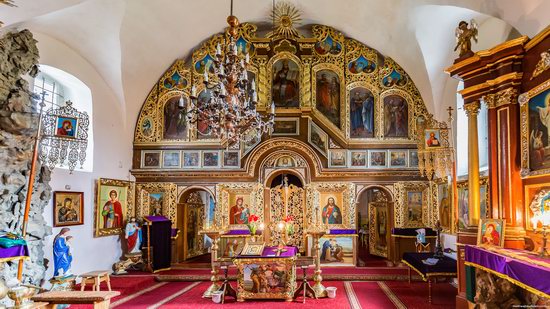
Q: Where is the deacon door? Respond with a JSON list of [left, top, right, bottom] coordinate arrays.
[[181, 202, 205, 261]]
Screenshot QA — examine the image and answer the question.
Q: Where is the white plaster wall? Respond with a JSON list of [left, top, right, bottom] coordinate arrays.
[[28, 31, 134, 286]]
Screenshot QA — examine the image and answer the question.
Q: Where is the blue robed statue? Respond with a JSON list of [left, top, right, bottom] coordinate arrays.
[[53, 228, 73, 277]]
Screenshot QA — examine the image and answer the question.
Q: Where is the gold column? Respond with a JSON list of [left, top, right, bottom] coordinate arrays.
[[464, 101, 481, 227]]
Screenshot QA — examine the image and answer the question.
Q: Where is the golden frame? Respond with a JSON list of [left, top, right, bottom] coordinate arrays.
[[434, 177, 454, 234], [240, 242, 266, 256], [305, 182, 356, 229], [369, 201, 390, 257], [346, 81, 379, 141], [267, 52, 303, 110], [136, 182, 177, 225], [94, 178, 135, 237], [159, 91, 190, 142], [380, 89, 414, 141], [234, 256, 296, 302], [394, 181, 429, 228], [524, 183, 550, 231], [519, 79, 550, 178], [216, 182, 264, 230], [311, 63, 346, 133], [477, 218, 506, 248]]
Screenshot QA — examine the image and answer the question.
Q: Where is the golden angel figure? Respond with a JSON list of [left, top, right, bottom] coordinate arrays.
[[454, 19, 478, 58]]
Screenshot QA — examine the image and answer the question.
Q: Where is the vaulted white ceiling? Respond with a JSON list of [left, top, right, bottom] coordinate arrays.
[[1, 0, 549, 123]]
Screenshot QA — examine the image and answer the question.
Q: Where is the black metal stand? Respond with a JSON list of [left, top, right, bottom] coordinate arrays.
[[219, 265, 236, 304], [293, 265, 316, 303]]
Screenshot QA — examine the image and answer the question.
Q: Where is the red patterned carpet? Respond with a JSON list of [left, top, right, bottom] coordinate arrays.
[[68, 271, 456, 308]]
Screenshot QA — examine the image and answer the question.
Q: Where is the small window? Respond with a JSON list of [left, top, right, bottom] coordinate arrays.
[[33, 73, 65, 106]]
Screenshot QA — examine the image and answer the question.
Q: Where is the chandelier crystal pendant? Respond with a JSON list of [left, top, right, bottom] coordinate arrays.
[[187, 2, 275, 146]]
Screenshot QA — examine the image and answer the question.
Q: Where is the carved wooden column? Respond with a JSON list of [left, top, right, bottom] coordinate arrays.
[[483, 88, 525, 248], [464, 101, 481, 226]]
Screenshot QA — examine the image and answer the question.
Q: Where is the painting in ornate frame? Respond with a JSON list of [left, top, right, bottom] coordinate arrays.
[[141, 150, 161, 168], [381, 90, 411, 139], [219, 236, 246, 258], [519, 81, 550, 177], [389, 150, 408, 168], [394, 182, 429, 228], [182, 151, 201, 168], [233, 257, 296, 302], [136, 182, 177, 224], [328, 149, 347, 168], [425, 129, 442, 148], [368, 150, 387, 168], [53, 191, 84, 227], [270, 56, 301, 109], [436, 180, 452, 232], [308, 119, 328, 157], [368, 202, 389, 258], [162, 95, 188, 140], [477, 218, 505, 248], [222, 151, 240, 168], [524, 183, 550, 231], [216, 183, 264, 230], [312, 66, 344, 129], [94, 178, 134, 237], [241, 131, 261, 156], [349, 150, 367, 168], [348, 85, 376, 139], [202, 150, 220, 168], [457, 181, 469, 229], [272, 117, 300, 136], [306, 182, 356, 230], [240, 242, 266, 256], [409, 150, 419, 167], [162, 150, 181, 169], [308, 235, 356, 266]]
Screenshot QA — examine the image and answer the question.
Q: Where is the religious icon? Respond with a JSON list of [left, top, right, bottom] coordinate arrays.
[[348, 55, 376, 74], [389, 151, 407, 167], [369, 150, 387, 167], [319, 238, 346, 263], [528, 89, 550, 170], [239, 261, 291, 294], [322, 197, 342, 224], [383, 95, 408, 138], [203, 151, 220, 167], [163, 72, 187, 90], [454, 19, 478, 58], [163, 96, 187, 140], [315, 35, 342, 55], [272, 59, 299, 108], [141, 117, 153, 137], [409, 150, 419, 167], [376, 207, 387, 248], [479, 183, 488, 219], [125, 217, 142, 254], [349, 87, 375, 138], [186, 206, 200, 256], [149, 193, 163, 216], [329, 150, 346, 167], [95, 178, 133, 237], [315, 70, 341, 128], [406, 191, 423, 224], [477, 219, 505, 247], [53, 191, 84, 227], [229, 195, 251, 225], [53, 228, 73, 277], [223, 151, 240, 167], [438, 183, 451, 230], [241, 243, 266, 256], [425, 129, 442, 148], [350, 151, 367, 167], [196, 90, 215, 139], [275, 156, 295, 167], [183, 151, 200, 168], [55, 116, 77, 138], [194, 54, 215, 74], [162, 151, 180, 168], [221, 237, 245, 257], [382, 70, 407, 87], [142, 151, 161, 168], [458, 184, 469, 229], [272, 118, 299, 135], [308, 120, 328, 156]]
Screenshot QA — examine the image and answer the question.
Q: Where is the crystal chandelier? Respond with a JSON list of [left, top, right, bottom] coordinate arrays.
[[187, 0, 275, 146]]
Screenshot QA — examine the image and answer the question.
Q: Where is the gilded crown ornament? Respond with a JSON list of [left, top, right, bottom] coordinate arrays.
[[186, 0, 275, 146]]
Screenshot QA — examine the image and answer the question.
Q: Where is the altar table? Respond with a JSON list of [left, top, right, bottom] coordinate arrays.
[[464, 245, 550, 299], [0, 236, 29, 262], [233, 246, 297, 302], [402, 252, 457, 304]]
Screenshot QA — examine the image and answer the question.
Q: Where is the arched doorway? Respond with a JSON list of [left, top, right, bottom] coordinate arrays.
[[176, 188, 215, 264], [356, 186, 393, 267]]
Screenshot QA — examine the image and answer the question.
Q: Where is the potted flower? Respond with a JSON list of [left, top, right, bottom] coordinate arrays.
[[247, 214, 260, 241], [283, 215, 294, 236]]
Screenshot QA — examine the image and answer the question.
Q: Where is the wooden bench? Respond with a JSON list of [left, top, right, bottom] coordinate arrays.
[[80, 271, 111, 291], [32, 291, 120, 309]]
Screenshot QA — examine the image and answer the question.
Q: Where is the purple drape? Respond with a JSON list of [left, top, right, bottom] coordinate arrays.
[[0, 245, 28, 260]]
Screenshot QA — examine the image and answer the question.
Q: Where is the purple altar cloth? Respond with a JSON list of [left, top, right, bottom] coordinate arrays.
[[0, 245, 29, 261], [465, 245, 550, 297], [329, 229, 356, 235], [225, 229, 262, 236], [236, 246, 297, 258], [144, 215, 170, 222], [171, 228, 179, 238]]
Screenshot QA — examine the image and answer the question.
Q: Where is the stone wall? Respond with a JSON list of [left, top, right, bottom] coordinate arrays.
[[0, 29, 51, 285]]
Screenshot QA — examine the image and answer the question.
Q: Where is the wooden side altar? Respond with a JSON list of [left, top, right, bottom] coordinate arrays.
[[233, 246, 298, 302]]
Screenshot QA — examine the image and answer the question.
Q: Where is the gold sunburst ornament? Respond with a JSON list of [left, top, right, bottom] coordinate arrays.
[[268, 1, 302, 39]]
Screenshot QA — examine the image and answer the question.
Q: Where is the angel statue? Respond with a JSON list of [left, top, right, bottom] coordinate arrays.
[[454, 20, 478, 58]]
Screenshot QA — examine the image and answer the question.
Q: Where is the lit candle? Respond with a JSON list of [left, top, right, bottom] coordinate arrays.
[[278, 222, 285, 231], [178, 95, 185, 108], [259, 223, 265, 230]]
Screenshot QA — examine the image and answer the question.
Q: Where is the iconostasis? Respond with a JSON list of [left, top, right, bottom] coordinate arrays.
[[128, 14, 452, 262]]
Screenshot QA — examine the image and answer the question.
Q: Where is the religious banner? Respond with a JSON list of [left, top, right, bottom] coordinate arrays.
[[94, 178, 135, 237]]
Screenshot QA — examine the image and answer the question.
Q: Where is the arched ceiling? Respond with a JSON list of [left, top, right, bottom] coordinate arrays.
[[1, 0, 549, 124]]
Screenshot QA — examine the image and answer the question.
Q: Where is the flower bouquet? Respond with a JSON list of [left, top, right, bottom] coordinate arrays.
[[283, 215, 294, 236], [247, 214, 260, 236]]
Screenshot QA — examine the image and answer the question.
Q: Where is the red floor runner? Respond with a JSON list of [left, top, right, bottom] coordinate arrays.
[[382, 280, 456, 309], [348, 282, 398, 308], [158, 281, 351, 309], [114, 281, 195, 308]]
